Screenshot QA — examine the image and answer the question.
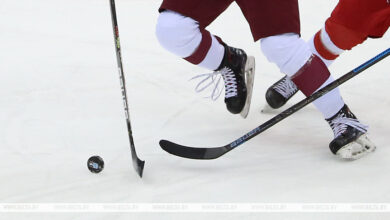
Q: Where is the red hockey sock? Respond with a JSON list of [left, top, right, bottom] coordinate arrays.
[[184, 29, 213, 65], [291, 55, 330, 96], [313, 30, 339, 60]]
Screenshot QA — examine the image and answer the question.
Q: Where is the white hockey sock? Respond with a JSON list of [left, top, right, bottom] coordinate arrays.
[[313, 76, 345, 119], [156, 10, 224, 70], [261, 33, 345, 119], [198, 35, 225, 70]]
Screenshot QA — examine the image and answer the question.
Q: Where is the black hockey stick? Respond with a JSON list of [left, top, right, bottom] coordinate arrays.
[[160, 48, 390, 160], [109, 0, 144, 177]]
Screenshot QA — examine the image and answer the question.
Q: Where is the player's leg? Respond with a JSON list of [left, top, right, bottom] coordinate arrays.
[[266, 0, 390, 108], [261, 34, 375, 159], [237, 0, 374, 159], [155, 0, 255, 116], [310, 0, 390, 65]]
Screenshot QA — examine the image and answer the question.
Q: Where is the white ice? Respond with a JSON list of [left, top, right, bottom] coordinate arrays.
[[0, 0, 389, 219]]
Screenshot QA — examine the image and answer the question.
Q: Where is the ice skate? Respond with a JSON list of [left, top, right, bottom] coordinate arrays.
[[265, 76, 298, 109], [192, 45, 255, 118], [326, 105, 376, 160], [217, 46, 255, 116]]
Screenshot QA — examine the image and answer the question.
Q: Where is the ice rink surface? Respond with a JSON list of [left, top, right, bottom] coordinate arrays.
[[0, 0, 389, 219]]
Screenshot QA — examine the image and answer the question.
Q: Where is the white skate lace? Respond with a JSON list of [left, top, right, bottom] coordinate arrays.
[[329, 112, 368, 137], [273, 77, 298, 98], [190, 67, 237, 100]]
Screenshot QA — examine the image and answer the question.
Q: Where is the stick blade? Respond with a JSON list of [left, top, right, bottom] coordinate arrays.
[[131, 156, 145, 178], [129, 146, 145, 178], [159, 140, 230, 160]]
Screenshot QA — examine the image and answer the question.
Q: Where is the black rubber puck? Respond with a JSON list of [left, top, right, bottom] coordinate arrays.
[[87, 156, 104, 173]]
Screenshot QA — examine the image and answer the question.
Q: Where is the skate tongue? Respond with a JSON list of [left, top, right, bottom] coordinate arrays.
[[328, 114, 368, 138], [273, 77, 298, 98]]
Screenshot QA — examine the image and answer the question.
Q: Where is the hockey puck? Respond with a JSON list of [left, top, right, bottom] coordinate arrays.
[[87, 156, 104, 173]]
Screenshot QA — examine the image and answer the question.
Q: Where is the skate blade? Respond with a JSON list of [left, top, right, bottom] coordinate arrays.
[[260, 104, 280, 114], [240, 56, 255, 119], [260, 103, 292, 115], [336, 134, 376, 160]]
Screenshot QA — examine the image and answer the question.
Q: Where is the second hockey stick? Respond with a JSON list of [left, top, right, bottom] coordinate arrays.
[[109, 0, 145, 177], [160, 48, 390, 160]]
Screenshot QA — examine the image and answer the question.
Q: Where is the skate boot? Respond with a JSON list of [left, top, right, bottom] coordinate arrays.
[[217, 46, 249, 114], [326, 104, 376, 160], [265, 76, 299, 109], [191, 45, 255, 117]]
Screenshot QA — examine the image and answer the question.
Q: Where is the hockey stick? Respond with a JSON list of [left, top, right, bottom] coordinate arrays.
[[160, 48, 390, 160], [109, 0, 145, 177]]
